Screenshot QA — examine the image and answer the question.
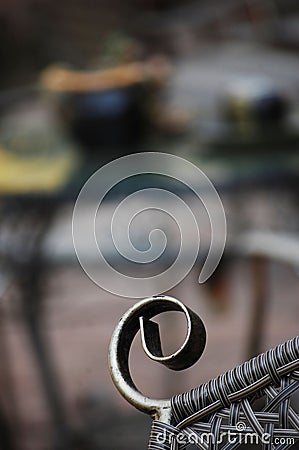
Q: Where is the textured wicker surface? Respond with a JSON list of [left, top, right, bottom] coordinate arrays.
[[149, 337, 299, 450]]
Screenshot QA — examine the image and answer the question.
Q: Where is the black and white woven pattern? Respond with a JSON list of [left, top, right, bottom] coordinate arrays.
[[149, 337, 299, 450]]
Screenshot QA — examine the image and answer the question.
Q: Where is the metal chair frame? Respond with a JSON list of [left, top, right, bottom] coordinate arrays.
[[109, 296, 299, 450]]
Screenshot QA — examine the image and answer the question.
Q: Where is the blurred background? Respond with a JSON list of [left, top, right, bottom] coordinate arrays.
[[0, 0, 299, 449]]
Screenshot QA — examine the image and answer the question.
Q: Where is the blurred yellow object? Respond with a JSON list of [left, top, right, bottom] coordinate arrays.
[[0, 145, 75, 194], [40, 58, 171, 92]]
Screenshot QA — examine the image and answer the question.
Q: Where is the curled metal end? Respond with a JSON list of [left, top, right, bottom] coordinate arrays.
[[108, 296, 206, 422]]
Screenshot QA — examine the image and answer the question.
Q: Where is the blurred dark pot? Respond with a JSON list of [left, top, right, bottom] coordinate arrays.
[[40, 59, 171, 157], [253, 94, 288, 127], [223, 77, 289, 134], [59, 84, 148, 152]]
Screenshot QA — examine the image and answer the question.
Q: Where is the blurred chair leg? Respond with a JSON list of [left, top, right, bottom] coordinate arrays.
[[0, 311, 20, 450], [0, 404, 15, 450], [19, 259, 71, 450], [234, 231, 299, 359], [246, 255, 268, 359]]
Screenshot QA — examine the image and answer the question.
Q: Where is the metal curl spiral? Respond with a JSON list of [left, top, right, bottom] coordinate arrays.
[[108, 296, 206, 422]]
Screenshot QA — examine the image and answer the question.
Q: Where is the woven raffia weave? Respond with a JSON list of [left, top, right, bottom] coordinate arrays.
[[149, 336, 299, 450]]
